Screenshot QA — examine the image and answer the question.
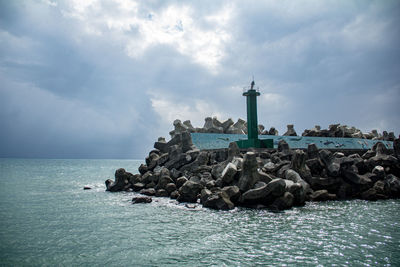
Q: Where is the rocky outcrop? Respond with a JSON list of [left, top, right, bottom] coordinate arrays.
[[106, 119, 399, 212], [302, 124, 395, 140]]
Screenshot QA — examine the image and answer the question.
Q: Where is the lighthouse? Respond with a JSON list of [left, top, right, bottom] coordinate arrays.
[[236, 80, 273, 149]]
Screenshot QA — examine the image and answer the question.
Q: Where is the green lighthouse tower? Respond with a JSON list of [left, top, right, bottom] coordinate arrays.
[[236, 81, 273, 149]]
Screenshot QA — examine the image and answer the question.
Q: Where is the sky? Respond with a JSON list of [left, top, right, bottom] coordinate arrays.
[[0, 0, 399, 159]]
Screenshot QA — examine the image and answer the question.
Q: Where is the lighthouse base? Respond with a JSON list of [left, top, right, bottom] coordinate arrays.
[[236, 138, 273, 149]]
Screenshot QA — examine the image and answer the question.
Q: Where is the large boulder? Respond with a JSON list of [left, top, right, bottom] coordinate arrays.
[[290, 149, 311, 180], [203, 117, 223, 133], [238, 152, 259, 192], [241, 178, 286, 204], [319, 150, 340, 177], [180, 151, 209, 172], [384, 174, 400, 198], [367, 142, 398, 168], [177, 180, 203, 203], [202, 190, 235, 210], [283, 124, 297, 136], [106, 168, 132, 192], [132, 196, 152, 204], [221, 186, 241, 203], [221, 163, 237, 184], [287, 182, 306, 206], [310, 190, 336, 201], [270, 192, 294, 210], [307, 143, 319, 159]]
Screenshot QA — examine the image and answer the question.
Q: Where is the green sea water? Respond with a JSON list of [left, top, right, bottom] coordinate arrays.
[[0, 158, 399, 266]]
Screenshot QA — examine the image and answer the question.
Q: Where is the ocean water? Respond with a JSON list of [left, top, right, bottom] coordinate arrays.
[[0, 159, 399, 266]]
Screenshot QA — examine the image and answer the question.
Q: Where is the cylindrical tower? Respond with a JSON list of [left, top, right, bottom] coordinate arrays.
[[243, 81, 260, 140]]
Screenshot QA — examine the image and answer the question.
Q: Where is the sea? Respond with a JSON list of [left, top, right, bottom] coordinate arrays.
[[0, 158, 399, 266]]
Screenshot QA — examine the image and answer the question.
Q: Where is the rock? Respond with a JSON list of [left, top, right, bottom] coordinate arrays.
[[138, 164, 148, 175], [226, 118, 247, 134], [145, 152, 160, 171], [132, 196, 152, 204], [283, 124, 297, 136], [228, 142, 241, 160], [170, 190, 180, 199], [270, 192, 294, 210], [310, 190, 336, 201], [177, 181, 203, 203], [106, 168, 131, 192], [362, 150, 375, 160], [238, 152, 259, 192], [221, 118, 234, 132], [372, 166, 385, 179], [368, 142, 398, 167], [183, 120, 195, 132], [258, 170, 273, 184], [180, 151, 209, 172], [155, 189, 169, 197], [284, 169, 312, 195], [140, 188, 156, 196], [202, 190, 235, 210], [319, 150, 340, 177], [221, 186, 241, 203], [221, 163, 237, 184], [165, 183, 177, 194], [394, 138, 400, 159], [155, 175, 174, 190], [342, 170, 372, 185], [307, 176, 342, 191], [384, 174, 400, 198], [263, 162, 276, 173], [241, 183, 269, 203], [83, 186, 92, 190], [307, 143, 319, 159], [290, 149, 311, 179], [132, 182, 145, 192], [278, 139, 290, 155], [203, 117, 223, 133], [287, 182, 306, 206], [306, 158, 324, 176], [268, 127, 278, 135]]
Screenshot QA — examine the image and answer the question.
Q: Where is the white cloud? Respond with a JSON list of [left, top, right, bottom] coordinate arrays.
[[61, 1, 233, 72]]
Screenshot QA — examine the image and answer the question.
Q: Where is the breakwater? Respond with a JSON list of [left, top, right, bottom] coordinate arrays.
[[105, 118, 400, 211]]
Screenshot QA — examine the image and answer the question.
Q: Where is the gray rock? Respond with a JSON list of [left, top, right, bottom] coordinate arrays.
[[221, 118, 234, 132], [307, 143, 319, 159], [342, 170, 372, 185], [221, 163, 237, 184], [106, 168, 131, 192], [384, 174, 400, 198], [372, 166, 385, 179], [283, 124, 297, 136], [238, 152, 259, 192], [258, 170, 273, 184], [132, 196, 152, 204], [319, 150, 340, 177], [140, 188, 156, 196], [290, 149, 311, 179], [155, 189, 169, 197], [394, 138, 400, 159], [132, 182, 145, 192], [287, 182, 306, 206], [270, 192, 294, 210], [307, 176, 342, 191], [177, 180, 203, 203], [310, 190, 336, 201], [221, 186, 241, 203], [180, 151, 209, 172], [165, 183, 177, 194], [306, 158, 324, 176], [170, 190, 180, 199], [155, 175, 174, 190], [202, 190, 235, 210]]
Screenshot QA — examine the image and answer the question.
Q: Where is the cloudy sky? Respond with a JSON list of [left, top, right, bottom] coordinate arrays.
[[0, 0, 399, 159]]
